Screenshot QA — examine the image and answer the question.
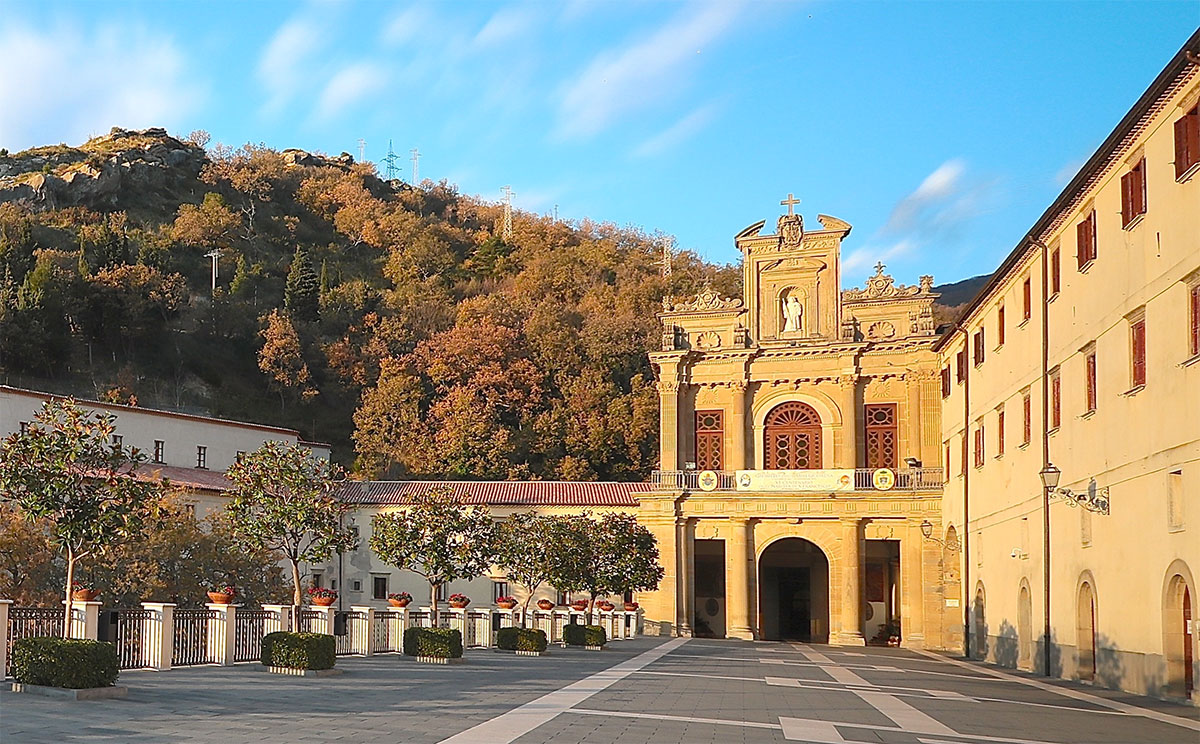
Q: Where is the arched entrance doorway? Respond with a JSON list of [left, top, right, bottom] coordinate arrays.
[[758, 538, 830, 642], [972, 582, 987, 660], [1018, 584, 1033, 669], [1164, 573, 1195, 698], [1077, 581, 1097, 681], [764, 402, 822, 469]]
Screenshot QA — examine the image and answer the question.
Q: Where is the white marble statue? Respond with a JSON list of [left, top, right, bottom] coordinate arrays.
[[782, 294, 803, 333]]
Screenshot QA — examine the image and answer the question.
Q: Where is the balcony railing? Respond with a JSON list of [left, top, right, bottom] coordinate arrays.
[[650, 467, 944, 493]]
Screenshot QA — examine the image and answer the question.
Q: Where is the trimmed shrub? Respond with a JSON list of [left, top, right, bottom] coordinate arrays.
[[563, 624, 607, 647], [403, 627, 463, 659], [11, 637, 119, 689], [496, 627, 548, 653], [260, 631, 335, 670]]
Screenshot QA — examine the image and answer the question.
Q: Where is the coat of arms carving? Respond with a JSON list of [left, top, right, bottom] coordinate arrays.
[[777, 214, 803, 248]]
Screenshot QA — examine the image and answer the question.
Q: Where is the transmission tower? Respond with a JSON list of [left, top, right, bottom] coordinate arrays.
[[501, 185, 515, 240], [357, 138, 366, 164], [381, 140, 400, 181], [410, 148, 420, 185], [660, 235, 674, 278]]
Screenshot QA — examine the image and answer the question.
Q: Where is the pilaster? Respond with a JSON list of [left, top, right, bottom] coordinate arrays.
[[205, 603, 238, 665], [838, 375, 859, 469], [676, 517, 694, 636], [726, 517, 756, 640], [836, 518, 866, 645], [728, 380, 748, 470], [140, 602, 175, 671], [902, 520, 927, 648]]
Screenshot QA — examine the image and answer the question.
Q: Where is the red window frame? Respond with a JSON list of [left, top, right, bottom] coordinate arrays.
[[1130, 318, 1146, 388], [1076, 210, 1097, 269], [1175, 104, 1200, 179], [1121, 158, 1147, 228], [998, 304, 1006, 346], [694, 410, 724, 471], [1085, 352, 1097, 413], [1022, 392, 1031, 446], [1050, 248, 1061, 296], [1050, 372, 1061, 430], [997, 408, 1005, 456]]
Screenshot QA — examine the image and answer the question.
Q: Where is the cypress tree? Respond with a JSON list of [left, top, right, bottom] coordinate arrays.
[[284, 245, 319, 321]]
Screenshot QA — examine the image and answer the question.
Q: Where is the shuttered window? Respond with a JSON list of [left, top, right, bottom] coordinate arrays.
[[1050, 248, 1061, 296], [956, 350, 967, 382], [1120, 158, 1147, 227], [865, 403, 898, 469], [997, 408, 1005, 456], [941, 366, 951, 398], [694, 410, 724, 471], [1175, 104, 1200, 179], [973, 329, 985, 366], [1022, 392, 1031, 446], [1022, 277, 1032, 320], [1130, 318, 1146, 388], [1085, 351, 1097, 414], [973, 425, 984, 468], [1076, 210, 1097, 269], [997, 304, 1006, 346], [1191, 284, 1200, 357], [1050, 371, 1061, 430]]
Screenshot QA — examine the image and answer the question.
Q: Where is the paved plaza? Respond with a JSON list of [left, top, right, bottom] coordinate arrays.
[[3, 638, 1198, 743]]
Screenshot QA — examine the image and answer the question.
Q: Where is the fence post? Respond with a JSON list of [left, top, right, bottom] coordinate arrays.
[[351, 606, 374, 655], [0, 599, 10, 677], [388, 608, 407, 651], [261, 604, 289, 635], [63, 600, 101, 640], [308, 605, 335, 635], [206, 603, 237, 666], [140, 603, 175, 671]]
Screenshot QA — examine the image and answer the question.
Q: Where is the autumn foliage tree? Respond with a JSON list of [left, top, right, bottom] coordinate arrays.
[[258, 308, 316, 412]]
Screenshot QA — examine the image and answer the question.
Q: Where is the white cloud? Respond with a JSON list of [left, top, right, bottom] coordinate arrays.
[[0, 21, 203, 151], [314, 63, 387, 122], [473, 7, 533, 49], [381, 5, 435, 47], [632, 103, 718, 158], [257, 16, 324, 115], [555, 1, 742, 140], [843, 239, 915, 274]]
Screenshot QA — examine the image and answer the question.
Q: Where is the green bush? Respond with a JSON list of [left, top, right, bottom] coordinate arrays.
[[496, 627, 548, 652], [563, 624, 607, 647], [403, 627, 463, 659], [10, 637, 119, 689], [260, 631, 335, 670]]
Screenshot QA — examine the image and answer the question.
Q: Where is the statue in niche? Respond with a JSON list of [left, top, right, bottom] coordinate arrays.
[[782, 293, 804, 334]]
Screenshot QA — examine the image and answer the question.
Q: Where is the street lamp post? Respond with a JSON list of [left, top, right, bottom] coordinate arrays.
[[1038, 463, 1061, 677]]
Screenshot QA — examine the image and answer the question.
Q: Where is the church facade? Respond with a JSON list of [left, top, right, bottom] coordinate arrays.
[[640, 204, 956, 649]]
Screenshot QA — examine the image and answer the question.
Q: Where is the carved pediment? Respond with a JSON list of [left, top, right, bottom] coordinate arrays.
[[662, 286, 744, 314], [842, 263, 936, 303]]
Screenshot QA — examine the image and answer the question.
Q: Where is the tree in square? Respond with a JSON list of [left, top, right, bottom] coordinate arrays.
[[0, 399, 165, 635], [494, 512, 570, 623], [547, 512, 663, 618]]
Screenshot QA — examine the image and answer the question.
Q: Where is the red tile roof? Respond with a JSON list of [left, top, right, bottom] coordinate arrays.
[[346, 480, 650, 507], [137, 464, 233, 493]]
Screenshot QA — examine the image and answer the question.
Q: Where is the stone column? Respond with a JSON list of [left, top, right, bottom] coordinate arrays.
[[308, 605, 335, 635], [839, 376, 858, 470], [729, 380, 748, 471], [64, 600, 101, 640], [639, 514, 678, 635], [261, 604, 290, 634], [837, 519, 865, 645], [726, 517, 755, 640], [140, 602, 175, 671], [903, 520, 927, 648], [658, 380, 681, 471], [0, 600, 11, 677], [351, 605, 374, 655], [206, 603, 238, 665], [676, 517, 693, 636]]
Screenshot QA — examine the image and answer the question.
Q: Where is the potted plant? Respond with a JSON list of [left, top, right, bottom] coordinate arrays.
[[70, 580, 99, 602], [623, 601, 639, 611], [308, 586, 337, 607], [388, 592, 412, 608], [206, 583, 236, 604], [496, 595, 518, 610], [570, 598, 588, 611], [448, 593, 470, 609], [536, 599, 554, 611], [598, 600, 615, 612]]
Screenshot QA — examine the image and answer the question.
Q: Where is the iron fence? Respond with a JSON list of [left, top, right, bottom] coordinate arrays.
[[113, 608, 154, 669], [6, 607, 65, 675], [173, 608, 215, 666], [296, 609, 321, 633], [371, 612, 391, 653], [335, 611, 365, 655], [234, 610, 274, 663]]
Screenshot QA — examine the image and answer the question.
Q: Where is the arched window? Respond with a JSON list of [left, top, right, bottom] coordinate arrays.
[[764, 402, 822, 470]]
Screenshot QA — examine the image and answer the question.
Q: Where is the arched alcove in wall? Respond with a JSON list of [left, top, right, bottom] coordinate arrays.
[[1162, 561, 1196, 699]]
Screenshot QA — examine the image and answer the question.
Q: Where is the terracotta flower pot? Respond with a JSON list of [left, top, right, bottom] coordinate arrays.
[[497, 600, 517, 609], [207, 592, 234, 605], [598, 602, 615, 611], [71, 589, 99, 602], [449, 600, 470, 609], [570, 601, 588, 611], [311, 596, 337, 607], [623, 602, 639, 611], [388, 598, 411, 608], [536, 599, 554, 611]]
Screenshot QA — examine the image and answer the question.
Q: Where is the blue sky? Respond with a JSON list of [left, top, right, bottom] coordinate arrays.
[[1, 2, 1196, 286]]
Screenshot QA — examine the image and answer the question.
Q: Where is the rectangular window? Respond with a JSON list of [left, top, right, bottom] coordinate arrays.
[[492, 582, 510, 603], [373, 576, 387, 600], [196, 445, 207, 469], [1190, 283, 1200, 357], [1050, 247, 1061, 296], [997, 407, 1005, 457], [1130, 318, 1146, 388], [1022, 392, 1032, 445], [1175, 103, 1200, 179], [111, 434, 123, 448], [1050, 370, 1061, 430], [941, 366, 951, 398], [973, 329, 985, 366], [1085, 351, 1097, 414], [956, 350, 967, 382], [1168, 470, 1185, 529], [352, 580, 362, 592], [1023, 277, 1032, 320], [973, 425, 985, 468], [694, 410, 724, 471], [556, 590, 568, 606], [864, 403, 898, 469], [153, 440, 164, 464], [1121, 157, 1147, 227], [960, 434, 968, 476], [997, 304, 1006, 346], [312, 573, 323, 589], [18, 421, 28, 434], [944, 443, 951, 483], [1076, 210, 1097, 269]]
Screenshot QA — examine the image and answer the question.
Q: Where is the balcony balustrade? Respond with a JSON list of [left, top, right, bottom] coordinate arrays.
[[649, 467, 943, 493]]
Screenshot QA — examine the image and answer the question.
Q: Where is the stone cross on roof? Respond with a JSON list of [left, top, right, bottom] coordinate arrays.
[[780, 193, 801, 216]]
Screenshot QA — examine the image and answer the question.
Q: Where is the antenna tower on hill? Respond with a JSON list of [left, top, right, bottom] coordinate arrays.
[[660, 235, 674, 278], [501, 185, 515, 240], [410, 148, 420, 185], [357, 138, 366, 164], [383, 140, 400, 180]]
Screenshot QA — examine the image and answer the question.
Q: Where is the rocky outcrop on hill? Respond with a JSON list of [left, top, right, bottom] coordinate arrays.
[[0, 127, 206, 211]]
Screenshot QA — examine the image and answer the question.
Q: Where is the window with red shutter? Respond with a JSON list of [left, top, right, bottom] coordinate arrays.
[[1022, 392, 1031, 445], [1190, 284, 1200, 357], [1122, 159, 1147, 228], [973, 330, 985, 366], [1130, 318, 1146, 388], [941, 366, 951, 398], [1023, 277, 1032, 320], [1076, 211, 1096, 269], [1050, 372, 1061, 430], [997, 408, 1005, 456], [1176, 104, 1200, 180], [694, 410, 724, 471], [1050, 248, 1061, 296], [956, 350, 966, 382], [973, 426, 984, 468], [1085, 352, 1097, 413], [960, 434, 968, 475], [945, 444, 951, 482], [998, 305, 1006, 346], [864, 403, 898, 469]]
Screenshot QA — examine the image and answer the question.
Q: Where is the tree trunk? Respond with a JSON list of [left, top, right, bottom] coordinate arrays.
[[429, 581, 439, 626], [589, 591, 599, 626], [62, 549, 75, 639], [290, 559, 303, 606]]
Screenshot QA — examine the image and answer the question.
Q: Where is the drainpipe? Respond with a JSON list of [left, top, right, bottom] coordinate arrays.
[[1030, 237, 1052, 678], [948, 322, 972, 660]]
